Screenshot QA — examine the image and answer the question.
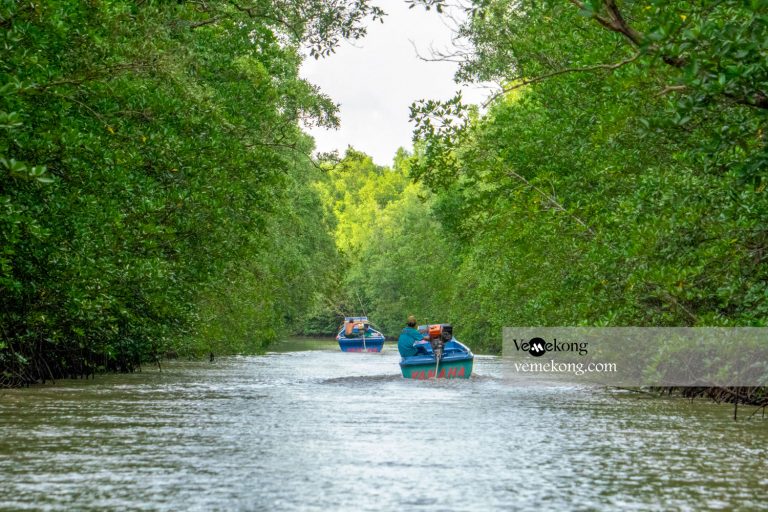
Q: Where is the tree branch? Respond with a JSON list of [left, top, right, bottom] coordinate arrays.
[[22, 61, 157, 93], [484, 52, 640, 106], [230, 1, 303, 41], [602, 0, 644, 46], [189, 15, 224, 29], [505, 170, 597, 237], [656, 85, 687, 96], [568, 0, 643, 47]]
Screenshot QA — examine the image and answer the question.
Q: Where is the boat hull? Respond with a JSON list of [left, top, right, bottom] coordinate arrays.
[[399, 356, 473, 379], [338, 337, 385, 353]]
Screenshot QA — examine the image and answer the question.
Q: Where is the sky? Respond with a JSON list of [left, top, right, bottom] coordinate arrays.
[[299, 2, 489, 167]]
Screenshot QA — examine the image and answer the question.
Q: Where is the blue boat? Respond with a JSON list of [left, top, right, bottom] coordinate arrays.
[[399, 324, 474, 379], [336, 316, 385, 352]]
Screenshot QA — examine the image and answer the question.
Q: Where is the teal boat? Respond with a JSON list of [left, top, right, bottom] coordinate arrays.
[[399, 324, 474, 379]]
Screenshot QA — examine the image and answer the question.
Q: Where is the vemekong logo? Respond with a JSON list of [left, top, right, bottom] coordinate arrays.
[[527, 337, 547, 357], [512, 337, 588, 357]]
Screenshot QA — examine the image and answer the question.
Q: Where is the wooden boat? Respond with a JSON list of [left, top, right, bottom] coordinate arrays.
[[336, 316, 385, 352], [399, 324, 473, 379]]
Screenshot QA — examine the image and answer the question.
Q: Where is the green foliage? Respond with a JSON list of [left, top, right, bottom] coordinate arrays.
[[302, 148, 456, 337], [4, 0, 767, 378], [0, 0, 377, 384], [400, 0, 768, 352], [305, 0, 768, 353]]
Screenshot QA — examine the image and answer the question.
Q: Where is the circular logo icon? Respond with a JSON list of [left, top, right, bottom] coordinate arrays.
[[528, 337, 547, 357]]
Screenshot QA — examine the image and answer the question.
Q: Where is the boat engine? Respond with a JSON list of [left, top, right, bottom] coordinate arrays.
[[427, 324, 453, 359]]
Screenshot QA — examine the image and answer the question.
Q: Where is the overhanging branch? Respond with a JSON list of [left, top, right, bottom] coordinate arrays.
[[484, 52, 640, 106]]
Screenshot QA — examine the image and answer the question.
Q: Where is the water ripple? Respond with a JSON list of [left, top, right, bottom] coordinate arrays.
[[0, 346, 765, 511]]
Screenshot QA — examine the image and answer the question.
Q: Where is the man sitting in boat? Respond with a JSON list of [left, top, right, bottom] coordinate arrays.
[[398, 315, 428, 357], [344, 320, 370, 338]]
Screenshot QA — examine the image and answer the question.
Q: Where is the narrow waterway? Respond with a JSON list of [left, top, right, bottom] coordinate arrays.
[[0, 339, 765, 511]]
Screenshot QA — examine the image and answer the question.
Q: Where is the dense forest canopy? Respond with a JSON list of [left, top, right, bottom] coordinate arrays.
[[0, 0, 381, 384], [307, 0, 768, 352], [2, 0, 767, 385]]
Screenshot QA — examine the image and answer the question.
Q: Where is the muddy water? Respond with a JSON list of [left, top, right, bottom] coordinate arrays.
[[0, 339, 765, 511]]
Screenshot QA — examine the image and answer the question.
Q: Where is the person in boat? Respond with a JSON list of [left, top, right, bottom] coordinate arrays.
[[344, 320, 370, 338], [344, 320, 356, 337], [398, 315, 428, 357]]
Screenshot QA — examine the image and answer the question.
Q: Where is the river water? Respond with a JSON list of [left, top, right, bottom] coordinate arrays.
[[0, 339, 766, 511]]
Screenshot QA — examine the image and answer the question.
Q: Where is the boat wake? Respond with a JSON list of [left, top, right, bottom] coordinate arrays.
[[320, 373, 500, 384], [320, 374, 402, 385]]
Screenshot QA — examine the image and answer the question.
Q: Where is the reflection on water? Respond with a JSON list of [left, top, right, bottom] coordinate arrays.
[[0, 340, 765, 511]]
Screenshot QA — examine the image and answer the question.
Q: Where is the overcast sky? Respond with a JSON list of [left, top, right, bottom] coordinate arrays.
[[300, 2, 489, 167]]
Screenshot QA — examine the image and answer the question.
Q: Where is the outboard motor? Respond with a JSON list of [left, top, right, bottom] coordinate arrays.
[[428, 324, 452, 359]]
